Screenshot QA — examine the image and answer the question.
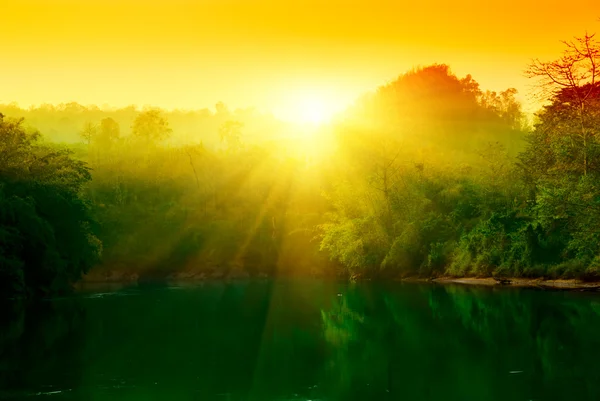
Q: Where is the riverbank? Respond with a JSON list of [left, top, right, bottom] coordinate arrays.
[[401, 276, 600, 291], [77, 269, 262, 285], [78, 267, 600, 292], [76, 266, 321, 286]]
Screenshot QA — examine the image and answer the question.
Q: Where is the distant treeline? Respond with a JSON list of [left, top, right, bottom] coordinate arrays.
[[0, 101, 287, 147], [3, 30, 600, 297]]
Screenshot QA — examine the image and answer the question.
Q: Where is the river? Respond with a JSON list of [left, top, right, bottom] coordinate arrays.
[[2, 280, 600, 400]]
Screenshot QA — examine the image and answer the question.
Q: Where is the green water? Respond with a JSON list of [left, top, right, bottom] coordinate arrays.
[[2, 280, 600, 400]]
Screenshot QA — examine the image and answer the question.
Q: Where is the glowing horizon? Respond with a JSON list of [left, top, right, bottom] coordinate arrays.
[[3, 0, 600, 119]]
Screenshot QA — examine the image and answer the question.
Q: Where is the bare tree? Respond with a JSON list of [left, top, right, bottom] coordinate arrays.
[[526, 32, 600, 175], [80, 121, 97, 146]]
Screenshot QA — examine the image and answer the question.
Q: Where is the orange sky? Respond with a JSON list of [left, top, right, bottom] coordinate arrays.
[[2, 0, 600, 119]]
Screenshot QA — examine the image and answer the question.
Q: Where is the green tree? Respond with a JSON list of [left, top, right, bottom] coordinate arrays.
[[0, 115, 101, 297], [97, 117, 120, 146], [517, 32, 600, 275], [526, 33, 600, 176], [131, 109, 172, 142], [320, 65, 526, 279]]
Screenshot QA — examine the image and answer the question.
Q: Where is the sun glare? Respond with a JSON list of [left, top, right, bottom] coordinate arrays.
[[299, 97, 329, 124], [275, 88, 347, 125]]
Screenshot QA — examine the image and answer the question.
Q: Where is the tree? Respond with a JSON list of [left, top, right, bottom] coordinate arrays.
[[80, 121, 97, 146], [516, 31, 600, 273], [479, 88, 526, 131], [97, 117, 120, 145], [131, 109, 172, 142], [218, 120, 243, 151], [215, 101, 229, 116], [526, 32, 600, 176], [0, 115, 101, 297]]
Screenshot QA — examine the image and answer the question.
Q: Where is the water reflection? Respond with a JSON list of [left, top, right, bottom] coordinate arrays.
[[2, 281, 600, 400]]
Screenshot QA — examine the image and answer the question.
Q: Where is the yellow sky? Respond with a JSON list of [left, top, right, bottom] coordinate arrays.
[[2, 0, 600, 120]]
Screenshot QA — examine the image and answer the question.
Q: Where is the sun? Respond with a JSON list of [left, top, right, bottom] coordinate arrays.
[[275, 88, 346, 125], [298, 97, 330, 124]]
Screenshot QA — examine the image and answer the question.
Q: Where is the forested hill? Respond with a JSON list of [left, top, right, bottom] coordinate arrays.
[[2, 32, 600, 297]]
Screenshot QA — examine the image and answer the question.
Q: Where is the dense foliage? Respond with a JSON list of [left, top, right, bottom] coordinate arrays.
[[0, 114, 100, 296], [3, 30, 600, 296], [319, 50, 600, 280], [319, 65, 530, 279]]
